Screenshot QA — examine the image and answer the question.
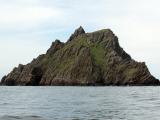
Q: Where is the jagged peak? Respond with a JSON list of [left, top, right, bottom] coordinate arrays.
[[68, 26, 85, 42], [89, 28, 115, 37], [74, 26, 85, 35], [50, 39, 63, 46], [86, 28, 116, 43], [54, 39, 61, 44], [92, 28, 113, 33], [47, 39, 64, 55]]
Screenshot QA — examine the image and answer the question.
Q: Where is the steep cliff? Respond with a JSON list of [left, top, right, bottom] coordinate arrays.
[[1, 27, 159, 86]]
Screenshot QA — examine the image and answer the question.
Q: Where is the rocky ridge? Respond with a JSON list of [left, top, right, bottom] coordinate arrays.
[[1, 27, 159, 86]]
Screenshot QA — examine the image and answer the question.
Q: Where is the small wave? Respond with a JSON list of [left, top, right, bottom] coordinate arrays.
[[0, 102, 10, 105], [0, 115, 46, 120]]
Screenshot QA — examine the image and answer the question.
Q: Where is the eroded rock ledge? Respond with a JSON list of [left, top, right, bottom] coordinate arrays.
[[1, 27, 159, 86]]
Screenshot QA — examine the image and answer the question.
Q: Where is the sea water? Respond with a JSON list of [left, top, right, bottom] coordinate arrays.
[[0, 86, 160, 120]]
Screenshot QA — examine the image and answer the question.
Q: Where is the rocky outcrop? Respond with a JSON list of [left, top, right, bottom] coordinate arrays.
[[68, 26, 85, 42], [1, 27, 159, 86]]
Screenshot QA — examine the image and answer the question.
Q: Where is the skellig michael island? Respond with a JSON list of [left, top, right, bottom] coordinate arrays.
[[1, 27, 159, 86]]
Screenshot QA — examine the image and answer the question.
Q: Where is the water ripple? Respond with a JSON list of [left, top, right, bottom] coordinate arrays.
[[0, 86, 160, 120]]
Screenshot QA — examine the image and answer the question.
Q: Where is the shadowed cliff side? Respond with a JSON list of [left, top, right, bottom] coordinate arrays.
[[1, 26, 159, 86]]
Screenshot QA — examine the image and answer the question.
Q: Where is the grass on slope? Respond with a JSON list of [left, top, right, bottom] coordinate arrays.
[[75, 36, 106, 66], [90, 44, 106, 66], [42, 36, 107, 72]]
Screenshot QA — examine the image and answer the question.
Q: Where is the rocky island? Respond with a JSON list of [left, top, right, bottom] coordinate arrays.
[[1, 27, 159, 86]]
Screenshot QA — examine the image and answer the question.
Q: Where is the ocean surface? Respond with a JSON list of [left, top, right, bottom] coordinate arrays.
[[0, 87, 160, 120]]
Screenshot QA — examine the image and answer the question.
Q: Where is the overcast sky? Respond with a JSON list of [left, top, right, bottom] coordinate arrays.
[[0, 0, 160, 79]]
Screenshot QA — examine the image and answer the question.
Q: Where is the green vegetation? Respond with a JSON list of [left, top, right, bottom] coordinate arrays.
[[90, 44, 106, 66], [116, 64, 127, 71], [74, 36, 90, 47], [57, 56, 74, 72], [125, 68, 138, 79], [73, 36, 106, 66], [68, 36, 107, 67]]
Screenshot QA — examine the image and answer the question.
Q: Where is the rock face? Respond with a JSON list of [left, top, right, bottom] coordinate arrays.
[[1, 27, 159, 86]]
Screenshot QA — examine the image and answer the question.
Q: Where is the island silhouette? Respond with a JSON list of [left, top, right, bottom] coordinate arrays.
[[1, 27, 159, 86]]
